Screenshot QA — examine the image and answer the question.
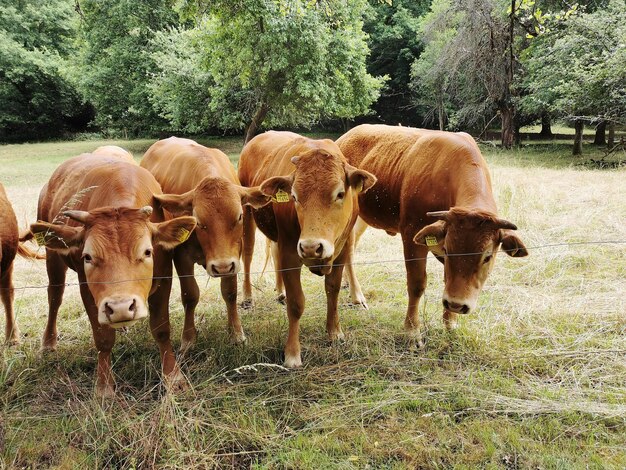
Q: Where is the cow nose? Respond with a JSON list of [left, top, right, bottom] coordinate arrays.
[[209, 259, 238, 276], [99, 295, 148, 327], [298, 239, 332, 259], [105, 298, 136, 317], [443, 299, 470, 314]]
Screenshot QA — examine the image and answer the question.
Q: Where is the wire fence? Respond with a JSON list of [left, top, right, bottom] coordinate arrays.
[[7, 239, 626, 291]]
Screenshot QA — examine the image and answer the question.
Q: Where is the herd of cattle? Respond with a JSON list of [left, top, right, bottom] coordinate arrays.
[[1, 124, 528, 397]]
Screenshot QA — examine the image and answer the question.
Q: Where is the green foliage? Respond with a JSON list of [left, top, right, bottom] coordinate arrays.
[[519, 0, 626, 123], [75, 0, 180, 135], [167, 0, 383, 137], [363, 0, 431, 125], [0, 0, 88, 142]]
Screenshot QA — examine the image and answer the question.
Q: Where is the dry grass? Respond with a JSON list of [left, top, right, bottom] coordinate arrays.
[[1, 138, 625, 469]]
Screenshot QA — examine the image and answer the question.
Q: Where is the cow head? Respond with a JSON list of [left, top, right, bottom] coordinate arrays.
[[30, 207, 197, 328], [154, 177, 271, 277], [414, 207, 527, 314], [260, 149, 376, 275]]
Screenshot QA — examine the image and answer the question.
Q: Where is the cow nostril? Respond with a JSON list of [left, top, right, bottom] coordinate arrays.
[[298, 242, 304, 254], [229, 262, 235, 273], [315, 243, 323, 256], [129, 299, 137, 313], [105, 302, 113, 317], [211, 264, 219, 275], [442, 299, 449, 309], [461, 304, 470, 314]]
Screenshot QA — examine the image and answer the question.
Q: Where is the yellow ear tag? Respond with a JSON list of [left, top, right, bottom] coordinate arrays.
[[34, 232, 46, 246], [272, 189, 290, 203], [425, 235, 439, 247], [177, 228, 191, 242]]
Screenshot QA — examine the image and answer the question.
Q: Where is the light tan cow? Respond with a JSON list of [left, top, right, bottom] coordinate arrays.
[[337, 124, 527, 343], [1, 183, 44, 344], [30, 152, 196, 397], [141, 137, 271, 350], [238, 131, 376, 367], [92, 145, 135, 162]]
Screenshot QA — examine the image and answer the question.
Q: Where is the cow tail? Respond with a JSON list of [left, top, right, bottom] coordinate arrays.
[[260, 237, 271, 278]]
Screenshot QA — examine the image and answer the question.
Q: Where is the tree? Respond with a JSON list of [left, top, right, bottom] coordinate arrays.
[[176, 0, 383, 142], [520, 0, 626, 154], [0, 0, 88, 141], [363, 0, 431, 126], [75, 0, 179, 136]]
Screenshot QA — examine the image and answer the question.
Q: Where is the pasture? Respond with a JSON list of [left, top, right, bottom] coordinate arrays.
[[1, 137, 625, 469]]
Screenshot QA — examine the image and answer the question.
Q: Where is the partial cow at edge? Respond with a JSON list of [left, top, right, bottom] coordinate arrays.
[[141, 137, 271, 352], [28, 149, 196, 397], [239, 131, 376, 368], [1, 183, 44, 345], [337, 124, 528, 344]]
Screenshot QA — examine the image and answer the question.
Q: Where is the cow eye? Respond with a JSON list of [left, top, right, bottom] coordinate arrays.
[[291, 193, 298, 203], [484, 254, 492, 264], [238, 213, 243, 223], [144, 248, 153, 258], [83, 253, 93, 264], [336, 191, 345, 201]]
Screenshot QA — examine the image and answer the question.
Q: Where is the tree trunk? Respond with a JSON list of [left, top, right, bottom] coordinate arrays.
[[573, 119, 584, 156], [244, 103, 270, 144], [593, 120, 606, 146], [437, 96, 445, 131], [540, 112, 553, 137], [607, 121, 615, 149], [500, 106, 515, 149]]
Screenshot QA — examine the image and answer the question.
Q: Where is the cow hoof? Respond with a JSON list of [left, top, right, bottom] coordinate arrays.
[[231, 331, 247, 345], [405, 329, 425, 350], [165, 371, 189, 394], [180, 339, 195, 355], [40, 343, 58, 354], [276, 293, 286, 305], [328, 330, 345, 343], [5, 336, 20, 347], [284, 354, 302, 368], [95, 384, 116, 400], [240, 299, 254, 310], [445, 320, 459, 331], [349, 297, 369, 310]]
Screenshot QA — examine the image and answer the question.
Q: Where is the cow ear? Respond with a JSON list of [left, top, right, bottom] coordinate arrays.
[[500, 230, 528, 257], [153, 191, 194, 217], [29, 222, 84, 254], [413, 220, 447, 247], [239, 186, 272, 209], [151, 216, 197, 250], [260, 175, 294, 198], [345, 164, 377, 194]]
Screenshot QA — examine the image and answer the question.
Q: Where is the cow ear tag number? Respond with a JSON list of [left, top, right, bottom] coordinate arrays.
[[425, 235, 439, 247], [177, 228, 191, 243], [34, 232, 46, 246], [273, 189, 290, 203]]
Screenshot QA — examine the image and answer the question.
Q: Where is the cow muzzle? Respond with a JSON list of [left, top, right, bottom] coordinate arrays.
[[98, 295, 148, 328], [298, 238, 334, 260], [208, 258, 240, 277], [442, 294, 476, 315]]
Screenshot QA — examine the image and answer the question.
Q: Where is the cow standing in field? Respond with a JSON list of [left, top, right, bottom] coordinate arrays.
[[141, 137, 271, 350], [337, 124, 527, 344], [29, 151, 196, 397], [1, 183, 44, 344], [238, 131, 376, 367]]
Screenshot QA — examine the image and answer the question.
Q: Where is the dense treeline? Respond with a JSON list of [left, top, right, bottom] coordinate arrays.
[[1, 0, 624, 151]]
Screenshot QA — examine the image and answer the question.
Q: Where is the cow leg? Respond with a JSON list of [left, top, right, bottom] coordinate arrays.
[[220, 275, 246, 343], [281, 250, 304, 368], [78, 278, 116, 398], [149, 253, 187, 393], [1, 265, 19, 345], [241, 205, 256, 308], [174, 251, 199, 353], [325, 246, 347, 342], [42, 251, 68, 351], [402, 233, 428, 347], [271, 240, 286, 303], [344, 222, 368, 309]]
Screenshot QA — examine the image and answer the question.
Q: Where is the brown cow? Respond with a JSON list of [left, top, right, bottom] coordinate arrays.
[[1, 183, 44, 344], [92, 145, 135, 162], [30, 152, 196, 397], [239, 131, 376, 367], [337, 124, 527, 343], [141, 137, 271, 350]]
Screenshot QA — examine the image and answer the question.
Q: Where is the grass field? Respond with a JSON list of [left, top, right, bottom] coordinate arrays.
[[1, 135, 625, 469]]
